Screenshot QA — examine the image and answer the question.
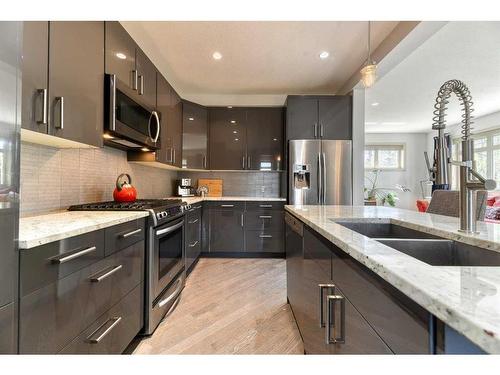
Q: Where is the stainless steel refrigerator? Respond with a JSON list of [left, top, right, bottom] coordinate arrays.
[[0, 21, 21, 353], [288, 140, 352, 205]]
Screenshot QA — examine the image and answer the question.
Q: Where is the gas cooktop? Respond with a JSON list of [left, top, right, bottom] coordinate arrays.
[[68, 199, 187, 225]]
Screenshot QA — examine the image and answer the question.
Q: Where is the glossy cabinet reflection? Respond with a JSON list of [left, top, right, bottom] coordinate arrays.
[[182, 101, 208, 169], [104, 21, 136, 90]]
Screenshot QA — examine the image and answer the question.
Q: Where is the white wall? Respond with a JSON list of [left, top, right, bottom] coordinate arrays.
[[365, 133, 428, 210], [352, 88, 365, 206]]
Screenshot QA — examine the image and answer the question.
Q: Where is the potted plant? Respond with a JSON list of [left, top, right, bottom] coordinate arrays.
[[364, 169, 410, 207]]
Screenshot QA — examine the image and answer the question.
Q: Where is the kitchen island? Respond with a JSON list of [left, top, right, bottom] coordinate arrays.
[[285, 205, 500, 354]]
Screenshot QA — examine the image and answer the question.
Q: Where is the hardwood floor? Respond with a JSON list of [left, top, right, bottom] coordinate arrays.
[[133, 258, 304, 354]]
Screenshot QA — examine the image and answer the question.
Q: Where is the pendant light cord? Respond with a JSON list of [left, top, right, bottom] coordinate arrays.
[[367, 21, 371, 63]]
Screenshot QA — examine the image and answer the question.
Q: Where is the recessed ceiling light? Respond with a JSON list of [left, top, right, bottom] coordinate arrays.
[[273, 138, 278, 141], [116, 52, 126, 60], [188, 117, 194, 121], [212, 51, 222, 60], [227, 106, 233, 109], [141, 147, 150, 152], [234, 138, 239, 141], [233, 131, 238, 134], [230, 120, 236, 124], [319, 51, 329, 59], [371, 102, 380, 107]]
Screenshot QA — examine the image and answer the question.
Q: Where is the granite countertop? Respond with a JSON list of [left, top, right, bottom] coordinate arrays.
[[181, 196, 286, 204], [19, 210, 149, 250], [284, 205, 500, 354]]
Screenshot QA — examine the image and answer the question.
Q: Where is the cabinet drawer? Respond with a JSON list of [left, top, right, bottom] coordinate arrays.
[[59, 283, 143, 354], [20, 241, 144, 354], [105, 218, 146, 256], [245, 211, 284, 231], [246, 201, 284, 211], [207, 201, 245, 210], [20, 230, 105, 296], [245, 231, 284, 253], [330, 245, 429, 354]]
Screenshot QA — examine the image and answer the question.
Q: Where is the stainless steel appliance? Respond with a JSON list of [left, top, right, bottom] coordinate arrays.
[[0, 21, 21, 354], [288, 140, 352, 205], [69, 198, 189, 335], [177, 178, 195, 197], [104, 73, 161, 150]]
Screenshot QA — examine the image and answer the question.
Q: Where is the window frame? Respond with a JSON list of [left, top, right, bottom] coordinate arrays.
[[364, 143, 406, 171]]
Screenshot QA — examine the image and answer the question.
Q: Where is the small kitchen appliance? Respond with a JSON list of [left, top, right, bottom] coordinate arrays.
[[177, 178, 195, 197]]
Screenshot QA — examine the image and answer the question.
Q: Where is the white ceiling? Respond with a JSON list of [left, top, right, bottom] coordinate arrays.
[[365, 22, 500, 133], [121, 21, 399, 106]]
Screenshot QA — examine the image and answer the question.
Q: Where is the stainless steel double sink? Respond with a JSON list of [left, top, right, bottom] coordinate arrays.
[[335, 221, 500, 267]]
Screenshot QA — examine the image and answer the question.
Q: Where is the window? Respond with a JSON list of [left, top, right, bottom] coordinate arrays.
[[364, 144, 405, 170], [450, 129, 500, 190]]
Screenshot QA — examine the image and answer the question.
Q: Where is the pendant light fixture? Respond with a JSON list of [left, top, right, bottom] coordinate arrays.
[[360, 21, 377, 88]]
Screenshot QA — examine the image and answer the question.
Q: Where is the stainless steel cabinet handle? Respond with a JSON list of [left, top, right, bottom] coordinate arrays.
[[242, 155, 246, 169], [87, 317, 122, 344], [36, 88, 48, 125], [314, 123, 318, 138], [168, 148, 174, 163], [51, 246, 97, 264], [318, 284, 336, 327], [138, 75, 144, 95], [221, 204, 234, 208], [247, 156, 251, 169], [320, 123, 324, 138], [188, 218, 199, 224], [158, 276, 184, 308], [317, 153, 322, 204], [132, 70, 138, 90], [326, 294, 346, 344], [259, 234, 272, 238], [259, 215, 272, 219], [241, 213, 244, 227], [188, 240, 199, 247], [259, 204, 273, 208], [90, 265, 123, 282], [55, 96, 64, 129], [121, 228, 142, 238], [322, 152, 327, 205], [202, 155, 207, 169], [156, 220, 184, 236]]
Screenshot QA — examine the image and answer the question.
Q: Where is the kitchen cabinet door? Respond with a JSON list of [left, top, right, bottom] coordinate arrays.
[[21, 21, 49, 134], [136, 47, 157, 108], [49, 21, 104, 147], [155, 73, 172, 164], [170, 89, 184, 168], [285, 96, 318, 140], [104, 21, 137, 90], [209, 209, 245, 252], [246, 107, 284, 171], [318, 96, 352, 140], [0, 303, 15, 354], [209, 107, 247, 170], [185, 205, 202, 272], [183, 100, 208, 169]]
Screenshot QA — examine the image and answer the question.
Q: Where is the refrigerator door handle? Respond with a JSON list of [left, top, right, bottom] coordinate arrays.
[[317, 153, 322, 204], [322, 152, 327, 205]]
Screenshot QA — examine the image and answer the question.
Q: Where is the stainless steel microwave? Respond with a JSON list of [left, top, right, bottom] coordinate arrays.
[[104, 73, 160, 150]]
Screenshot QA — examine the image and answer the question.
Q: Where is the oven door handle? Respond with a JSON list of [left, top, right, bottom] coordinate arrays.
[[158, 275, 185, 308], [156, 220, 184, 236]]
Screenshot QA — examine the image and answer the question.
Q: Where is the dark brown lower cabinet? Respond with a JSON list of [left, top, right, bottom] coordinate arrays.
[[185, 204, 202, 272], [209, 207, 245, 252], [0, 303, 16, 354]]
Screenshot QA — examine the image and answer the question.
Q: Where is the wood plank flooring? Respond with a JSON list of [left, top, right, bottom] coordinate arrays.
[[133, 258, 304, 354]]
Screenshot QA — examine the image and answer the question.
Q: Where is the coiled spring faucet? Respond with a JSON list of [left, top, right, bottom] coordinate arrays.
[[431, 79, 496, 234]]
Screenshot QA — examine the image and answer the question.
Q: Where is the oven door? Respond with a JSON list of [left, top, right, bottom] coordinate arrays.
[[153, 217, 185, 299], [105, 74, 160, 149]]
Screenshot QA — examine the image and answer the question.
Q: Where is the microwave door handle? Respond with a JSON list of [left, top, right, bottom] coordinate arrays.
[[149, 110, 160, 143], [156, 221, 184, 236]]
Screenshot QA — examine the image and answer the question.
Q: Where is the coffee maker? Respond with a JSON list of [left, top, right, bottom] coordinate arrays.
[[177, 178, 195, 197]]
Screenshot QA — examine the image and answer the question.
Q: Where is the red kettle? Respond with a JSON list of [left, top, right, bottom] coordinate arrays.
[[113, 173, 137, 202]]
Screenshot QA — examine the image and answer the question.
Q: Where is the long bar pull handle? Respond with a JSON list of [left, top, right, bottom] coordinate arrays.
[[259, 215, 272, 219], [318, 284, 336, 327], [241, 213, 244, 227], [221, 204, 234, 208], [188, 240, 199, 248], [326, 294, 346, 344], [51, 246, 97, 264], [87, 317, 122, 344], [259, 234, 272, 238], [132, 70, 138, 90], [121, 228, 142, 238], [322, 152, 327, 205], [90, 265, 123, 282], [138, 75, 144, 95], [320, 123, 324, 138], [156, 220, 184, 236], [188, 218, 199, 224], [173, 148, 176, 164], [259, 204, 273, 208], [242, 155, 246, 169], [317, 153, 322, 204], [314, 123, 318, 138], [55, 96, 64, 129], [36, 88, 48, 125], [247, 156, 251, 169]]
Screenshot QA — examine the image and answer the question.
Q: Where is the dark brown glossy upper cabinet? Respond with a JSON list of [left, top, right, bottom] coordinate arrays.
[[286, 95, 352, 141], [21, 22, 49, 134], [49, 22, 104, 147], [156, 74, 182, 167], [182, 100, 208, 169], [208, 108, 247, 170], [246, 107, 284, 171], [104, 21, 136, 90], [135, 48, 157, 108]]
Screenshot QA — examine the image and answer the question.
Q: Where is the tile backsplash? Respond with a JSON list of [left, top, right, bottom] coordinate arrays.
[[20, 142, 177, 216], [178, 171, 283, 197]]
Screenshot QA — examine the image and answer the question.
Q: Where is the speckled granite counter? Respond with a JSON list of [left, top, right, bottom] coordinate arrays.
[[285, 205, 500, 354], [180, 196, 286, 205], [19, 211, 149, 249]]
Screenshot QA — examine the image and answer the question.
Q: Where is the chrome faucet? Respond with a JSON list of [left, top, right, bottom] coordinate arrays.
[[431, 79, 496, 234]]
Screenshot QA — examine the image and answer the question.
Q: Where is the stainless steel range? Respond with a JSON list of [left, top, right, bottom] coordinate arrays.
[[69, 198, 191, 335]]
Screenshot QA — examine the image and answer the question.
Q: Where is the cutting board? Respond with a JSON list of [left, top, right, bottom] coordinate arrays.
[[198, 179, 223, 197]]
